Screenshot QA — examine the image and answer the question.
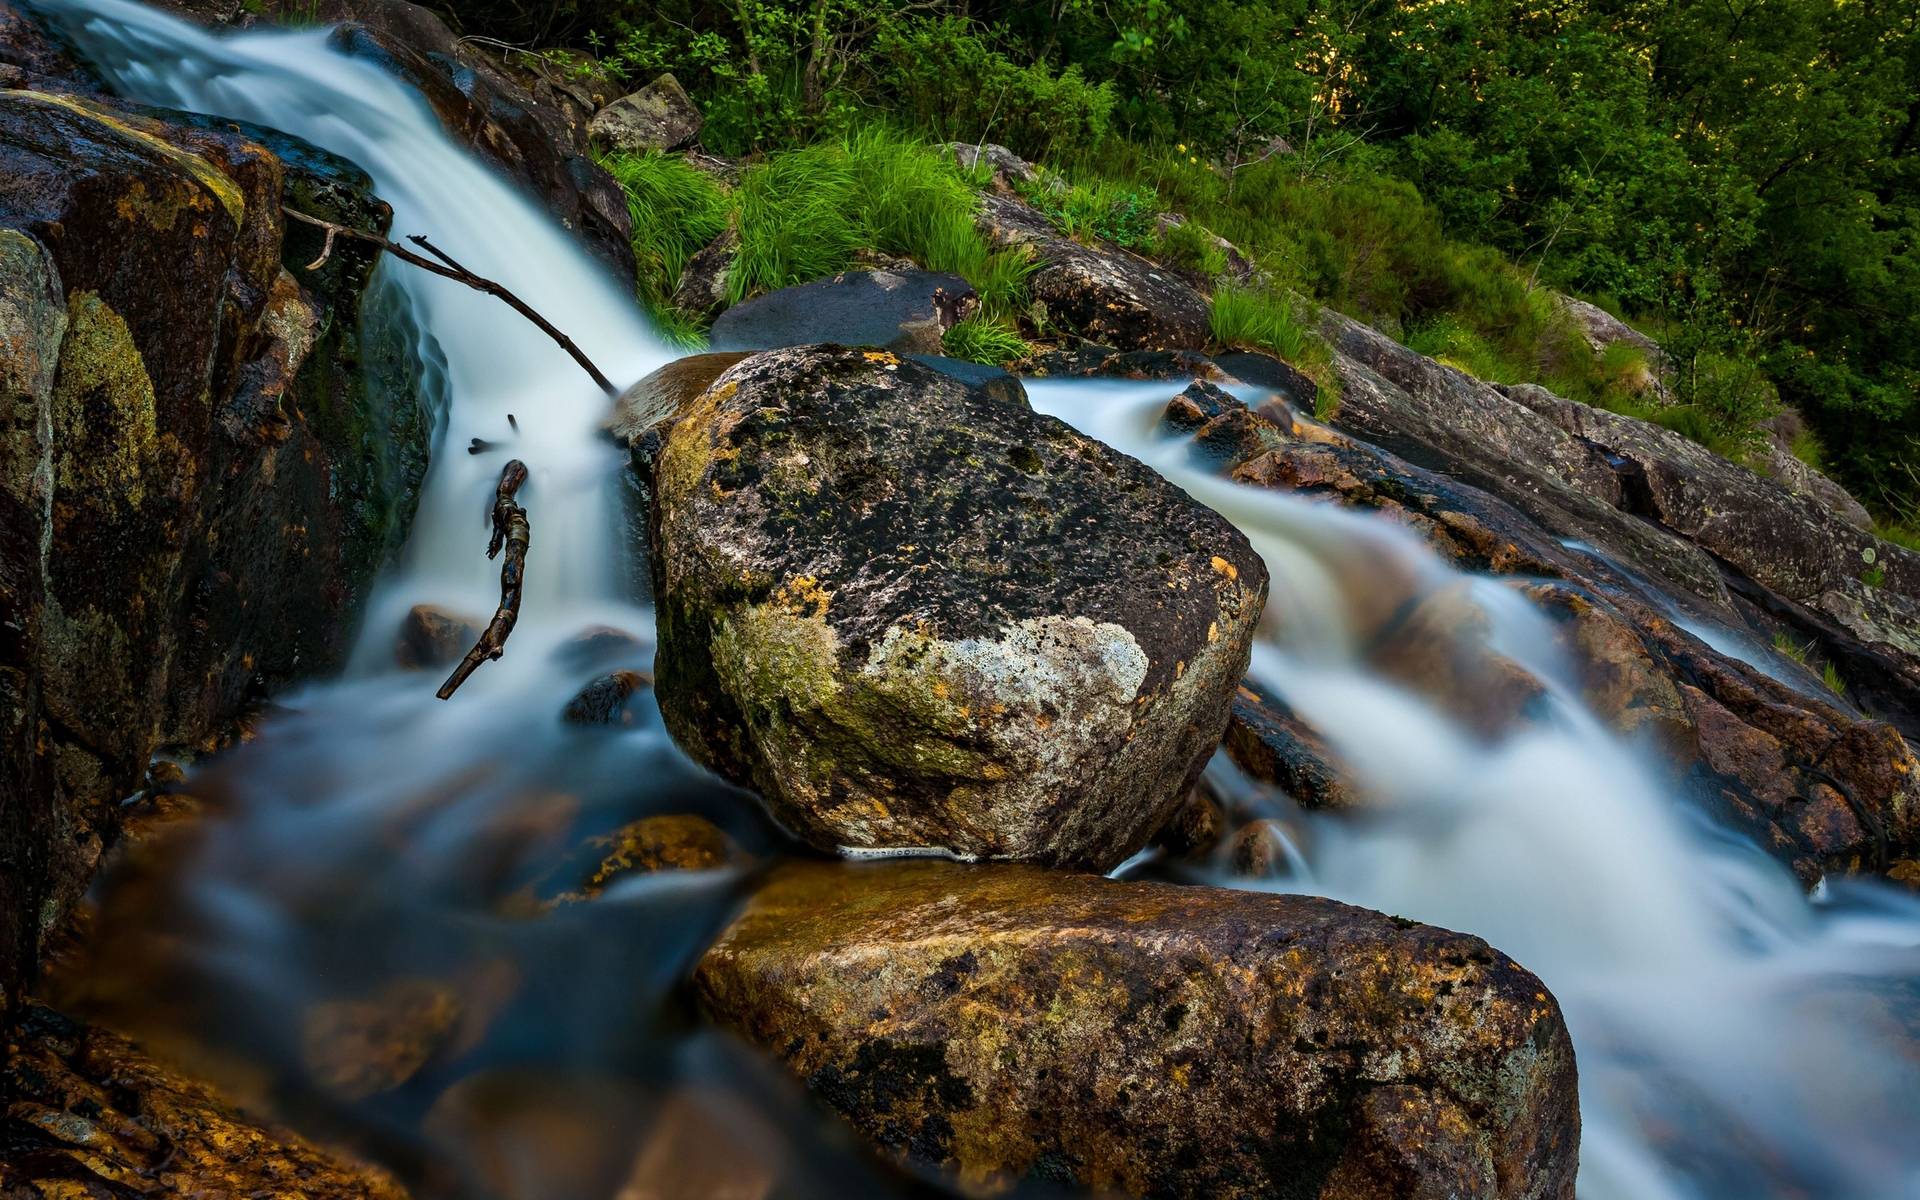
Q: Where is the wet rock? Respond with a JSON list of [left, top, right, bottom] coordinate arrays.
[[1503, 381, 1920, 669], [1225, 683, 1358, 810], [978, 193, 1210, 352], [0, 84, 427, 1008], [640, 347, 1267, 868], [611, 350, 755, 445], [554, 623, 648, 671], [671, 226, 738, 321], [1170, 383, 1920, 882], [302, 977, 462, 1101], [395, 603, 480, 669], [941, 141, 1039, 194], [1227, 817, 1294, 878], [1151, 781, 1226, 859], [2, 1003, 409, 1198], [561, 668, 654, 727], [710, 269, 978, 356], [556, 814, 740, 904], [589, 73, 702, 154], [695, 860, 1579, 1199]]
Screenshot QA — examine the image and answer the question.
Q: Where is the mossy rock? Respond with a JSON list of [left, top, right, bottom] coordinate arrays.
[[638, 345, 1267, 868]]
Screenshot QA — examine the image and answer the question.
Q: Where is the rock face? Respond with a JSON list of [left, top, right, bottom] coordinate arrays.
[[940, 141, 1039, 193], [640, 346, 1266, 868], [0, 63, 427, 1012], [978, 193, 1211, 352], [695, 860, 1580, 1200], [2, 1004, 410, 1198], [589, 72, 703, 154], [1169, 384, 1920, 882], [709, 269, 978, 356], [1316, 310, 1920, 702]]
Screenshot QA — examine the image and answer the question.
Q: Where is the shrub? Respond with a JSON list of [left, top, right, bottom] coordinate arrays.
[[871, 16, 1114, 161], [1211, 285, 1306, 361], [1154, 219, 1229, 279], [942, 315, 1030, 365]]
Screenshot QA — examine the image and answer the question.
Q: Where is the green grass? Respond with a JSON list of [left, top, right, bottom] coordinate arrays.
[[1873, 522, 1920, 553], [1016, 171, 1159, 249], [942, 315, 1031, 366], [1772, 631, 1813, 665], [1210, 284, 1307, 361], [600, 149, 729, 311], [1822, 660, 1847, 697], [1154, 218, 1229, 279]]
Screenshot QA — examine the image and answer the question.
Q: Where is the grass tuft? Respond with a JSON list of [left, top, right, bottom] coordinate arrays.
[[1211, 284, 1306, 361], [941, 315, 1031, 366]]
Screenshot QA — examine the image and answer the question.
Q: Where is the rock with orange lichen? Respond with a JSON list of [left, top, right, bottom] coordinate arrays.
[[0, 1004, 409, 1198], [638, 346, 1267, 869], [694, 860, 1578, 1200], [545, 813, 741, 905]]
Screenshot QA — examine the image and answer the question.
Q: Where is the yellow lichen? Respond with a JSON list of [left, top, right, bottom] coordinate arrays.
[[2, 92, 246, 226]]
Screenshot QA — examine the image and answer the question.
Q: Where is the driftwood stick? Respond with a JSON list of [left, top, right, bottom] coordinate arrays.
[[438, 460, 530, 700], [281, 207, 618, 397]]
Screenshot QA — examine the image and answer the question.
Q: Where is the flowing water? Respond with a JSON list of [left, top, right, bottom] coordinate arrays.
[[31, 3, 1920, 1197]]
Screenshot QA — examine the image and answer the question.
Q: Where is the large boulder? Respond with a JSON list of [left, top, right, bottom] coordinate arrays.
[[639, 346, 1267, 868], [588, 72, 702, 154], [0, 77, 427, 1012], [710, 269, 977, 356], [695, 860, 1580, 1200], [978, 193, 1211, 352]]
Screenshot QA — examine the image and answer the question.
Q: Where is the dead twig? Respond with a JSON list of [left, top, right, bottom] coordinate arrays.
[[438, 460, 530, 700], [281, 206, 617, 397]]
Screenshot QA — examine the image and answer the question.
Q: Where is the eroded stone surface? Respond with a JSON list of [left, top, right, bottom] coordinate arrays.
[[695, 860, 1579, 1199], [640, 346, 1266, 868]]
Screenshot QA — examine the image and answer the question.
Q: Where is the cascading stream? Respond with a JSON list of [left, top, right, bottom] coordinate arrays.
[[30, 3, 1920, 1198], [1028, 380, 1920, 1200]]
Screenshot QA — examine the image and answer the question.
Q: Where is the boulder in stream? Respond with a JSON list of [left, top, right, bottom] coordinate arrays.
[[710, 269, 977, 356], [695, 860, 1580, 1199], [639, 346, 1267, 868]]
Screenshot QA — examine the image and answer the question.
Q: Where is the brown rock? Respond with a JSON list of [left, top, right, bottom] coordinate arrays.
[[1224, 683, 1358, 810], [978, 193, 1210, 352], [301, 977, 462, 1102], [1, 1004, 409, 1198], [695, 860, 1579, 1199], [1227, 817, 1295, 878], [395, 603, 480, 669], [589, 73, 703, 154], [561, 668, 654, 727]]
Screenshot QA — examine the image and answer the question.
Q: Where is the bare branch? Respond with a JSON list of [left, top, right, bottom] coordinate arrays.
[[281, 207, 617, 397], [439, 460, 530, 700]]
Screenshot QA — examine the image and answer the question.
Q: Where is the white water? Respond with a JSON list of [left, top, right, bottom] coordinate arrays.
[[1029, 380, 1920, 1200], [34, 2, 1920, 1197]]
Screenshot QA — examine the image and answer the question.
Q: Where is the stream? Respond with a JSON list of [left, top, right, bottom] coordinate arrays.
[[32, 2, 1920, 1197]]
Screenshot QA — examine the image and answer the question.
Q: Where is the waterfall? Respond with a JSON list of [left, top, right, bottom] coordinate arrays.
[[29, 2, 1920, 1197]]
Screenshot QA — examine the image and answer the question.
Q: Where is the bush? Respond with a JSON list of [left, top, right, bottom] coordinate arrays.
[[871, 16, 1114, 161], [1154, 219, 1229, 279], [1210, 285, 1306, 361]]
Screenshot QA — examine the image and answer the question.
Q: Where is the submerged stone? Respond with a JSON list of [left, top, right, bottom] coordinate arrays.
[[695, 860, 1580, 1199], [639, 346, 1267, 868]]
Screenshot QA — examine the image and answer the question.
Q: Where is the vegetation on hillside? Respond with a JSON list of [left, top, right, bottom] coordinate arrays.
[[459, 0, 1918, 529]]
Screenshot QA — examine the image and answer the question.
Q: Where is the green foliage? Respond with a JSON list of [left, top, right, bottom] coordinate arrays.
[[727, 128, 996, 303], [870, 17, 1115, 161], [1771, 631, 1812, 666], [941, 315, 1030, 366], [1016, 173, 1159, 250], [1154, 219, 1228, 279], [1210, 285, 1305, 361]]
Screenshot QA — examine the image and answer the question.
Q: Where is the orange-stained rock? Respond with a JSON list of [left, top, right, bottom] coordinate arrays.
[[695, 860, 1578, 1200]]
